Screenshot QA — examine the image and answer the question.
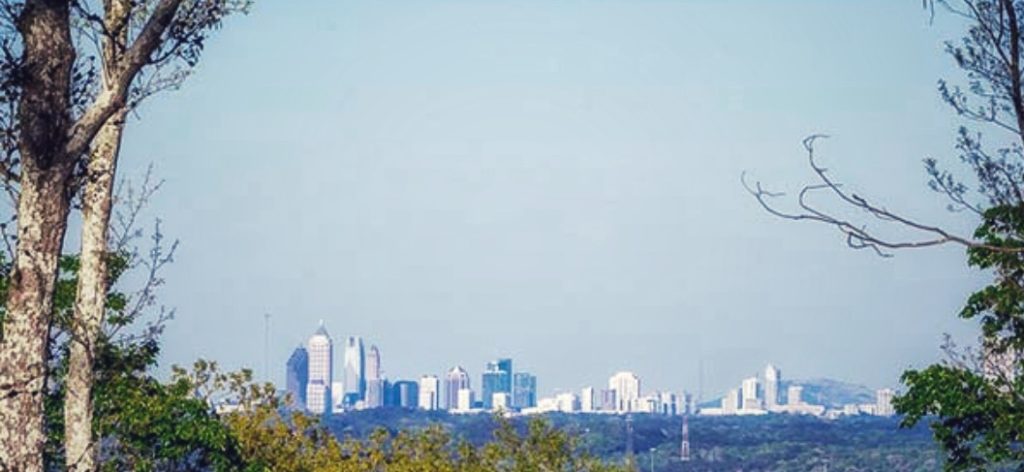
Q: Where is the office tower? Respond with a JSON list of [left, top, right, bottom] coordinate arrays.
[[608, 371, 641, 412], [305, 322, 333, 414], [876, 388, 895, 416], [444, 366, 471, 410], [390, 380, 419, 409], [419, 375, 441, 410], [600, 389, 618, 412], [787, 385, 804, 406], [366, 345, 381, 381], [344, 336, 366, 401], [285, 346, 308, 409], [492, 391, 511, 411], [741, 376, 760, 410], [764, 364, 780, 409], [581, 386, 596, 412], [331, 381, 345, 411], [722, 388, 740, 413], [555, 392, 579, 412], [512, 372, 537, 409], [481, 358, 512, 409], [365, 379, 385, 408], [659, 392, 678, 415], [456, 388, 474, 411]]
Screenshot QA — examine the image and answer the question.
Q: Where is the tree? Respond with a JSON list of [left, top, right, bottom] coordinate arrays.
[[0, 0, 248, 469], [745, 1, 1024, 469]]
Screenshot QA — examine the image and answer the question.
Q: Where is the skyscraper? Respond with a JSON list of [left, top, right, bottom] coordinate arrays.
[[444, 366, 471, 410], [608, 371, 641, 412], [305, 322, 333, 415], [581, 386, 596, 412], [364, 345, 384, 408], [481, 358, 512, 409], [723, 388, 740, 413], [764, 364, 780, 409], [787, 385, 804, 406], [419, 375, 441, 410], [344, 336, 366, 402], [876, 388, 895, 416], [389, 380, 419, 409], [741, 376, 760, 410], [285, 346, 308, 410], [512, 372, 537, 409]]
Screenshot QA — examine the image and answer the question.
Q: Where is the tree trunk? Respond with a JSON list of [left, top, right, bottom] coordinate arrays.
[[0, 1, 76, 470], [64, 111, 125, 472]]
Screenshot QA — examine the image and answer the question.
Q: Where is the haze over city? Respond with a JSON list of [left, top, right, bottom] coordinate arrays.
[[116, 1, 984, 397]]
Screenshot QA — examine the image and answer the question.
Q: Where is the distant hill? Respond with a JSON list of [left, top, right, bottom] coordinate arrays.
[[786, 378, 875, 407], [699, 378, 877, 409]]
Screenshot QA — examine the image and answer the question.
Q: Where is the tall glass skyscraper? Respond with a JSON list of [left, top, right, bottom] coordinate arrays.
[[365, 345, 384, 408], [305, 322, 333, 414], [389, 380, 419, 409], [481, 358, 512, 409], [285, 345, 309, 410], [512, 372, 537, 409], [344, 336, 366, 402]]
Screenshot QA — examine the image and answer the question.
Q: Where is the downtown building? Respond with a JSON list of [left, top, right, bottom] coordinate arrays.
[[481, 358, 513, 409], [343, 336, 366, 408], [285, 345, 309, 410], [305, 322, 334, 415], [364, 344, 385, 408], [512, 372, 537, 409], [444, 366, 471, 410]]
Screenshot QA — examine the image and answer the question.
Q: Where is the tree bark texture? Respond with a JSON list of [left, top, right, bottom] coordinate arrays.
[[0, 1, 76, 470]]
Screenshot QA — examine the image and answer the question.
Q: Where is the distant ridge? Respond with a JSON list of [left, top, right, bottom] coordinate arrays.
[[699, 378, 876, 410]]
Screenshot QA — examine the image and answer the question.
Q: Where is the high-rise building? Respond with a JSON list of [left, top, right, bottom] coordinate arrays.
[[659, 392, 678, 415], [787, 385, 804, 406], [366, 345, 381, 381], [390, 380, 419, 409], [305, 322, 333, 414], [445, 366, 471, 410], [609, 371, 641, 412], [876, 388, 895, 416], [332, 381, 345, 411], [722, 388, 740, 413], [365, 379, 385, 408], [581, 387, 596, 412], [344, 336, 366, 401], [419, 375, 441, 410], [600, 389, 617, 412], [285, 346, 308, 410], [741, 376, 760, 410], [481, 358, 512, 409], [512, 372, 537, 409], [456, 388, 474, 412], [555, 392, 579, 412], [764, 364, 780, 409], [492, 391, 511, 411]]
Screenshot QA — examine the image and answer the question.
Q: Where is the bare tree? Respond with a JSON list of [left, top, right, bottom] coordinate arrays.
[[745, 0, 1024, 257], [0, 0, 247, 469]]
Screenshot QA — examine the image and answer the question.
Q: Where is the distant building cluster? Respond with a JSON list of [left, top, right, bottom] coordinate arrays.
[[285, 323, 896, 419], [699, 364, 896, 419], [285, 323, 541, 414]]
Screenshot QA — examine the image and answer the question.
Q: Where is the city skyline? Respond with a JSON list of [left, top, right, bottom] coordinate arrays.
[[289, 322, 898, 418], [142, 1, 983, 399]]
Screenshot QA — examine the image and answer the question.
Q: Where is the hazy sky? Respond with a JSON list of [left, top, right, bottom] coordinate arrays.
[[115, 0, 989, 399]]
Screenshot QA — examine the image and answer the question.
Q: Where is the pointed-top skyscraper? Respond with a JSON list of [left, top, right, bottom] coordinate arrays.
[[305, 321, 333, 414]]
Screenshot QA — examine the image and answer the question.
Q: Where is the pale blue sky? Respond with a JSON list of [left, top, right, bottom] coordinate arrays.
[[116, 0, 986, 399]]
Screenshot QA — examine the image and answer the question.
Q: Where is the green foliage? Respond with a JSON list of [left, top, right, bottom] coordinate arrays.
[[896, 206, 1024, 470]]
